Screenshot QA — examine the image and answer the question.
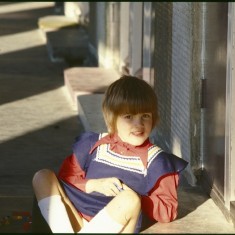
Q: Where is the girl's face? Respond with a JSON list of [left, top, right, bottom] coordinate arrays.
[[116, 112, 153, 146]]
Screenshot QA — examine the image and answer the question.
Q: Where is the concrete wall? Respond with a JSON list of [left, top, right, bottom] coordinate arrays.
[[64, 2, 89, 24], [142, 2, 155, 85], [153, 2, 198, 185]]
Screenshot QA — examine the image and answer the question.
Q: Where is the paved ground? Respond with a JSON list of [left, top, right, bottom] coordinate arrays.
[[0, 2, 235, 234], [0, 2, 84, 232]]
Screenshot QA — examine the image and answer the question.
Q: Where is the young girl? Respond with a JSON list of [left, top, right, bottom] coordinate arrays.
[[32, 75, 188, 233]]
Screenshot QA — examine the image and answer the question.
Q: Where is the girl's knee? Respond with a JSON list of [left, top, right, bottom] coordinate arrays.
[[120, 190, 141, 212], [32, 169, 56, 189], [106, 190, 141, 225], [32, 169, 60, 200]]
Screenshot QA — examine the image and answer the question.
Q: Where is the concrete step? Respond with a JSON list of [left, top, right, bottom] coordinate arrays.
[[78, 94, 107, 133], [38, 15, 89, 64], [140, 186, 235, 233], [38, 15, 78, 30], [64, 67, 119, 132]]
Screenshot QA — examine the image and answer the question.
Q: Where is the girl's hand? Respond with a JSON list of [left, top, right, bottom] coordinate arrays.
[[86, 177, 126, 196]]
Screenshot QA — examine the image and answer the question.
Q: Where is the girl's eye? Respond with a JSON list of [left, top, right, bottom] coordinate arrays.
[[143, 113, 151, 119], [123, 114, 132, 119]]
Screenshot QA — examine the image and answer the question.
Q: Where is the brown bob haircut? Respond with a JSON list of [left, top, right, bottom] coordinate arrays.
[[102, 75, 160, 133]]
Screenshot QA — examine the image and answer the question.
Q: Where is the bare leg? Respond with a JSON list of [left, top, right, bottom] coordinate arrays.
[[79, 189, 141, 233], [32, 169, 83, 232], [106, 189, 141, 233], [33, 170, 141, 233]]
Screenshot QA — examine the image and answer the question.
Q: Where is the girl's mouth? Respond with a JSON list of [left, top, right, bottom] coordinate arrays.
[[132, 131, 144, 136]]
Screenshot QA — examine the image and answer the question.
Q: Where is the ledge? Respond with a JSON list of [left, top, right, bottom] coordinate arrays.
[[64, 67, 119, 132], [38, 15, 78, 31], [38, 16, 89, 64], [64, 67, 119, 105]]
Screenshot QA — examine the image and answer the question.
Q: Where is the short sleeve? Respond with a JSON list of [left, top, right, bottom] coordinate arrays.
[[72, 131, 99, 171]]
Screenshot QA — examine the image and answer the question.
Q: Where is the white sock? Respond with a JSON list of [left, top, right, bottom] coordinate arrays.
[[38, 195, 74, 233], [78, 207, 123, 233]]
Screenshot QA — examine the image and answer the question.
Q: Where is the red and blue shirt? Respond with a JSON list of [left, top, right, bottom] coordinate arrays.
[[58, 131, 188, 232]]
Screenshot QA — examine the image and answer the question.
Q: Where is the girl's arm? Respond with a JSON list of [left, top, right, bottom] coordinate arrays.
[[58, 153, 123, 196], [141, 173, 179, 223], [58, 154, 88, 192]]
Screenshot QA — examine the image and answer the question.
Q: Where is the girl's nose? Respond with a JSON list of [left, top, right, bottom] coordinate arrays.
[[133, 117, 143, 126]]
